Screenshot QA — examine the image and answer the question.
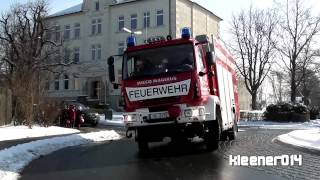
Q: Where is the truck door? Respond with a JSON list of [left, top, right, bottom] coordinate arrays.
[[195, 46, 210, 97]]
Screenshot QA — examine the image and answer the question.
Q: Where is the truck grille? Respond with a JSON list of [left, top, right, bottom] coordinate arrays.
[[141, 96, 180, 108], [144, 118, 174, 123]]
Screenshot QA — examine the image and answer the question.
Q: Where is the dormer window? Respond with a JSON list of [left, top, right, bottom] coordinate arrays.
[[95, 1, 100, 11]]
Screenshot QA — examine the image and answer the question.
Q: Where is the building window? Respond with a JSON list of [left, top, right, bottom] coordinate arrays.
[[143, 12, 150, 28], [95, 1, 100, 11], [64, 49, 71, 64], [45, 79, 50, 90], [54, 25, 61, 42], [118, 42, 124, 54], [74, 47, 80, 63], [156, 10, 164, 26], [54, 74, 60, 90], [46, 30, 52, 41], [91, 45, 96, 60], [74, 23, 80, 39], [64, 75, 69, 90], [97, 19, 102, 34], [131, 14, 137, 30], [97, 44, 102, 60], [91, 44, 101, 60], [91, 19, 102, 35], [91, 19, 96, 35], [74, 78, 80, 90], [118, 16, 124, 32], [92, 81, 100, 99], [64, 25, 70, 40]]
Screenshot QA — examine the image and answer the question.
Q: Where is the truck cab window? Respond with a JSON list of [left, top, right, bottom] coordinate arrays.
[[123, 44, 195, 79], [196, 46, 205, 72]]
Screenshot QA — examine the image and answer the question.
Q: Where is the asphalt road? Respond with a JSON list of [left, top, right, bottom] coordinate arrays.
[[19, 127, 319, 180]]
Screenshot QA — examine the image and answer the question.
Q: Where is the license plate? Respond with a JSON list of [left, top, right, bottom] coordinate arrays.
[[149, 112, 169, 119]]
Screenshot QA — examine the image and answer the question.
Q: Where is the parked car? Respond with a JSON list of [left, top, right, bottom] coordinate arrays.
[[58, 102, 100, 127]]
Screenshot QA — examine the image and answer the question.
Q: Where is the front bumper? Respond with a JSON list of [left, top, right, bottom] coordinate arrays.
[[124, 105, 213, 128]]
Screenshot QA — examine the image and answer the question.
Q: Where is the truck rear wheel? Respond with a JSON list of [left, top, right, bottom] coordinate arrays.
[[204, 111, 221, 151], [228, 117, 238, 140]]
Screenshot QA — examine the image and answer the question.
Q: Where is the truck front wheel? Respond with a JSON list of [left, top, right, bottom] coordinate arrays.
[[204, 111, 221, 151], [137, 129, 149, 154]]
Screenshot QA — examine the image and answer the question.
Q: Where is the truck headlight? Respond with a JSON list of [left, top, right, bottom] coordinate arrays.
[[184, 109, 193, 117], [198, 108, 205, 116], [124, 114, 137, 122]]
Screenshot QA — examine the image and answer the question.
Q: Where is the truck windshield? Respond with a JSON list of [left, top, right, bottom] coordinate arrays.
[[123, 44, 194, 79]]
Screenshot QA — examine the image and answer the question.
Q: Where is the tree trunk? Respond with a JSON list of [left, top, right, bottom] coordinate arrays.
[[291, 74, 296, 103], [251, 91, 258, 110]]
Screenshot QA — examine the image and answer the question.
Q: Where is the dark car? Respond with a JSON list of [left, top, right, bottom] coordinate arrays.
[[59, 102, 100, 127]]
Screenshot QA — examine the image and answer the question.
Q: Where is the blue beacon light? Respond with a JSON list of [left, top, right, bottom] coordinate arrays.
[[127, 36, 136, 47], [181, 27, 191, 39]]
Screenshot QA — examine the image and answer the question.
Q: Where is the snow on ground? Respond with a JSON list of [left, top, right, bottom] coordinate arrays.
[[238, 119, 320, 130], [99, 112, 124, 126], [0, 130, 121, 180], [0, 126, 80, 142], [276, 129, 320, 151]]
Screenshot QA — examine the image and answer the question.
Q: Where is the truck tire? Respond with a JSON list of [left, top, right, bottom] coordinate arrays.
[[137, 129, 149, 154], [204, 111, 221, 151], [138, 140, 149, 154], [228, 118, 238, 140]]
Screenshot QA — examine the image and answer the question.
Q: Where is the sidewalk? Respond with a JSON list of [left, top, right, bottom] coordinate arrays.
[[0, 125, 80, 151], [276, 129, 320, 152]]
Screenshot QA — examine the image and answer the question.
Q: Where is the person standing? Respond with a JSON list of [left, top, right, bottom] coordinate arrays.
[[75, 108, 84, 129], [61, 104, 69, 127], [68, 105, 76, 128]]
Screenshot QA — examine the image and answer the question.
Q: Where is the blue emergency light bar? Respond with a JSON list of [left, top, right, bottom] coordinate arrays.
[[181, 27, 191, 39], [127, 36, 136, 47]]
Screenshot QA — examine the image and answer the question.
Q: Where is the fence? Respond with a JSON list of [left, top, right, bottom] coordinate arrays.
[[0, 87, 12, 126]]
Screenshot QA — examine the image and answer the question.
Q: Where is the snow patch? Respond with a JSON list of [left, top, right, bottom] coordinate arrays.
[[49, 3, 82, 17], [0, 130, 121, 180], [0, 126, 79, 142], [277, 129, 320, 151], [238, 119, 320, 129]]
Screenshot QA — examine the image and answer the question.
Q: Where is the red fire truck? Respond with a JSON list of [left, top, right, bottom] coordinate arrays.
[[107, 28, 239, 153]]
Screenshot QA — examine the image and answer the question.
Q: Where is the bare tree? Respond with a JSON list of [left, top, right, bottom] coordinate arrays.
[[230, 7, 278, 109], [268, 70, 286, 103], [0, 0, 69, 127], [275, 0, 320, 103]]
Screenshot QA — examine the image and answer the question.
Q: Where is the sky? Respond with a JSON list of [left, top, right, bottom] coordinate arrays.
[[0, 0, 319, 39]]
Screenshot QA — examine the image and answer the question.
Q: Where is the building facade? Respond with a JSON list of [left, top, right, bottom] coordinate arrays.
[[45, 0, 221, 110]]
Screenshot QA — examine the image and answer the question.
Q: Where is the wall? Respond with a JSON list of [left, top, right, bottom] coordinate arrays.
[[175, 0, 220, 39]]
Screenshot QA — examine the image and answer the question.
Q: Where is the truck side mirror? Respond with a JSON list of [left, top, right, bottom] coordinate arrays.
[[206, 52, 215, 66], [108, 56, 115, 82]]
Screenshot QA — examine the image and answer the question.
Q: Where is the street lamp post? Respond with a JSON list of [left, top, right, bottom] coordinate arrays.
[[122, 27, 142, 37]]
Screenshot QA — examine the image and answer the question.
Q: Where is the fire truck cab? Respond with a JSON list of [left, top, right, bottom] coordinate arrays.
[[108, 28, 239, 153]]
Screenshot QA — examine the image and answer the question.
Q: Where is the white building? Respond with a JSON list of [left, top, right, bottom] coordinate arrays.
[[45, 0, 221, 110]]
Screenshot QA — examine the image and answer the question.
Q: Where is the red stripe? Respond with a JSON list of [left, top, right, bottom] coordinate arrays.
[[215, 57, 237, 77], [215, 41, 236, 64]]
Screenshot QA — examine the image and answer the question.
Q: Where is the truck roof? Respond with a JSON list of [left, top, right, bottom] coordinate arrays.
[[125, 38, 196, 53]]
